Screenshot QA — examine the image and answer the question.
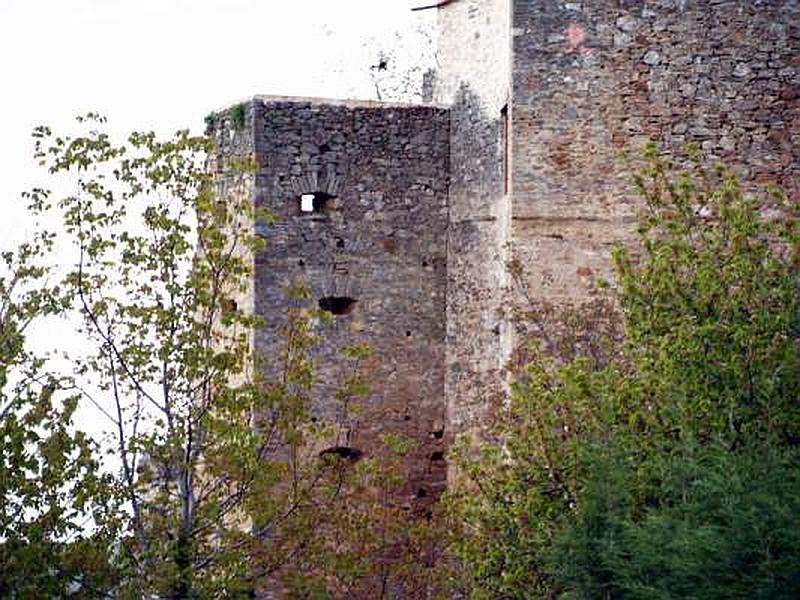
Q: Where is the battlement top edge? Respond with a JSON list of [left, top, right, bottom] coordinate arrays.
[[210, 94, 450, 116]]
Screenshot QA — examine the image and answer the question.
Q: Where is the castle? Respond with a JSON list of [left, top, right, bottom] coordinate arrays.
[[211, 0, 799, 514]]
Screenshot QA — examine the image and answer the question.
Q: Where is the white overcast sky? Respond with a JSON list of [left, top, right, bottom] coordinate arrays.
[[0, 0, 433, 245]]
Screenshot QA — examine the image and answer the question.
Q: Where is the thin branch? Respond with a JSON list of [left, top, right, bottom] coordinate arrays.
[[76, 388, 120, 426], [108, 348, 150, 567], [411, 0, 457, 11], [75, 237, 164, 416]]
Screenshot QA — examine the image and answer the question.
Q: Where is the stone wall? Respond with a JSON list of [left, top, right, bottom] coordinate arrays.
[[207, 101, 259, 383], [510, 0, 800, 350], [208, 0, 800, 516], [247, 96, 450, 512], [434, 0, 513, 435]]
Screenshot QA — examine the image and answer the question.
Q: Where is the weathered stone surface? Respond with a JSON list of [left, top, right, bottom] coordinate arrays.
[[508, 0, 800, 364], [211, 0, 800, 514], [214, 96, 450, 514], [434, 0, 513, 435]]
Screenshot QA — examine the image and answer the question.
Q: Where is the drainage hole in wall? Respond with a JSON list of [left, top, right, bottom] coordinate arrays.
[[430, 451, 445, 462], [319, 296, 357, 315], [320, 446, 363, 463], [405, 330, 412, 337], [221, 298, 238, 315], [431, 428, 444, 440], [335, 237, 345, 249], [298, 259, 305, 267], [416, 488, 428, 499]]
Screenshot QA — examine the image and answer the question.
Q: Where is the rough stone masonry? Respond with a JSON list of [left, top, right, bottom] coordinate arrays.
[[211, 0, 799, 513]]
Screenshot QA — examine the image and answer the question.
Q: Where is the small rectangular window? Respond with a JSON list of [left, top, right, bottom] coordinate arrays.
[[300, 193, 315, 212], [298, 191, 335, 214]]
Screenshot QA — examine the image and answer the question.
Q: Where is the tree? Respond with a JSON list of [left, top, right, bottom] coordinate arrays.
[[26, 113, 366, 597], [0, 231, 122, 598], [450, 146, 800, 599], [23, 113, 449, 599], [280, 430, 453, 599]]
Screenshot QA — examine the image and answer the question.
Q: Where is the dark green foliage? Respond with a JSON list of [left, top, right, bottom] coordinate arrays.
[[553, 443, 800, 599], [230, 103, 246, 130]]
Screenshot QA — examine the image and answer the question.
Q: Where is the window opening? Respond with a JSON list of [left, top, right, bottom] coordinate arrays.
[[318, 296, 357, 315], [300, 194, 315, 212], [298, 191, 335, 214]]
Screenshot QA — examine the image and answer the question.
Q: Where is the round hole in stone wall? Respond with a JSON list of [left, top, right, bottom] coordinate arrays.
[[405, 330, 412, 337], [319, 296, 357, 315]]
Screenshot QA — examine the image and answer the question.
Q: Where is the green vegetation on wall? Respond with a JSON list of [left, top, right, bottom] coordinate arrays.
[[449, 146, 800, 599]]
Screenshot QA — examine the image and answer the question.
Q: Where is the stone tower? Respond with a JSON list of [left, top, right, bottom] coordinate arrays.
[[211, 0, 800, 508], [211, 98, 451, 513]]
